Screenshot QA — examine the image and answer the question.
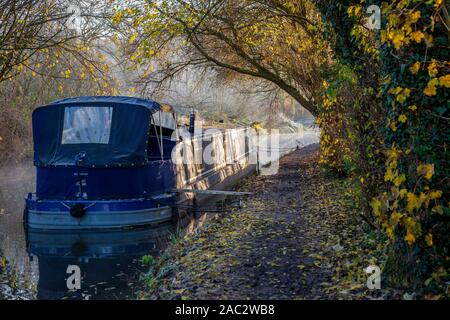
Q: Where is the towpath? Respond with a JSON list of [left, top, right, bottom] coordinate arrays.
[[141, 144, 388, 299]]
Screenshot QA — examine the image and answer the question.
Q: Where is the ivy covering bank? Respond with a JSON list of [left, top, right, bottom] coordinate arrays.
[[317, 0, 449, 296]]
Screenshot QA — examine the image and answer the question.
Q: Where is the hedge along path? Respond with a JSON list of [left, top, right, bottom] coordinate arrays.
[[140, 144, 392, 300]]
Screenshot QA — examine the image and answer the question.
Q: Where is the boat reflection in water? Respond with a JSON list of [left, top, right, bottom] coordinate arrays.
[[26, 223, 175, 299]]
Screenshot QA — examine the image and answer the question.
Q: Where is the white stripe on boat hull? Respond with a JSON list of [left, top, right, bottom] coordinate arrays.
[[27, 206, 173, 230]]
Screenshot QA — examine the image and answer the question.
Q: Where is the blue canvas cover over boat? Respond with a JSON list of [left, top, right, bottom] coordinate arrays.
[[31, 96, 178, 200], [32, 96, 161, 167]]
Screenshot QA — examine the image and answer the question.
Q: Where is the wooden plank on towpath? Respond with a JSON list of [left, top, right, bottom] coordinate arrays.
[[173, 189, 253, 196]]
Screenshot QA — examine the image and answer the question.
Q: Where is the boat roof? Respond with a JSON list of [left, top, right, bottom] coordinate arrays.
[[32, 96, 167, 167], [45, 96, 161, 113]]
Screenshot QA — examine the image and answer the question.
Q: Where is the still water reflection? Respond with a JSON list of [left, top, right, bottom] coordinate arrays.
[[0, 163, 175, 300], [28, 226, 174, 299]]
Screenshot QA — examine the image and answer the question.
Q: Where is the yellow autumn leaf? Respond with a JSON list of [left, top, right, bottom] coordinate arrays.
[[399, 188, 407, 198], [425, 34, 433, 48], [392, 31, 405, 49], [390, 211, 403, 223], [396, 88, 410, 103], [384, 168, 395, 182], [410, 31, 424, 43], [424, 78, 438, 96], [409, 62, 420, 75], [438, 74, 450, 88], [417, 163, 434, 180], [407, 10, 421, 23], [425, 233, 433, 246], [130, 53, 139, 61], [394, 174, 406, 187], [428, 59, 438, 77], [112, 11, 124, 24], [386, 227, 395, 240], [402, 24, 412, 35], [388, 86, 402, 95], [389, 121, 397, 132], [428, 190, 442, 200], [404, 233, 415, 245], [129, 33, 137, 44], [371, 198, 382, 216], [398, 114, 407, 123], [406, 192, 420, 212]]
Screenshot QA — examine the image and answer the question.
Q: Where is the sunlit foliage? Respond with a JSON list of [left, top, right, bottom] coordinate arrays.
[[116, 0, 449, 296]]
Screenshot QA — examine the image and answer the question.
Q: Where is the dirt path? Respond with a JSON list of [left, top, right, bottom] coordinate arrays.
[[142, 144, 388, 300]]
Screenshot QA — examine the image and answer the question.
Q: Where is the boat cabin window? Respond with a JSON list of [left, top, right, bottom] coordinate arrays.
[[147, 111, 177, 160], [149, 111, 176, 137], [61, 106, 113, 144]]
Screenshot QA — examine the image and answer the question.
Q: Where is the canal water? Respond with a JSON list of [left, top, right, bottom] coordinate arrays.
[[0, 125, 319, 300], [0, 163, 177, 299]]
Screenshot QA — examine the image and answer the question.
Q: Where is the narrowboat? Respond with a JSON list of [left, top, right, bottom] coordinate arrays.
[[25, 96, 256, 230]]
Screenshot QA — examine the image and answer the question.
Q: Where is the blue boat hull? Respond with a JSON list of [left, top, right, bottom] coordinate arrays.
[[25, 195, 175, 230]]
